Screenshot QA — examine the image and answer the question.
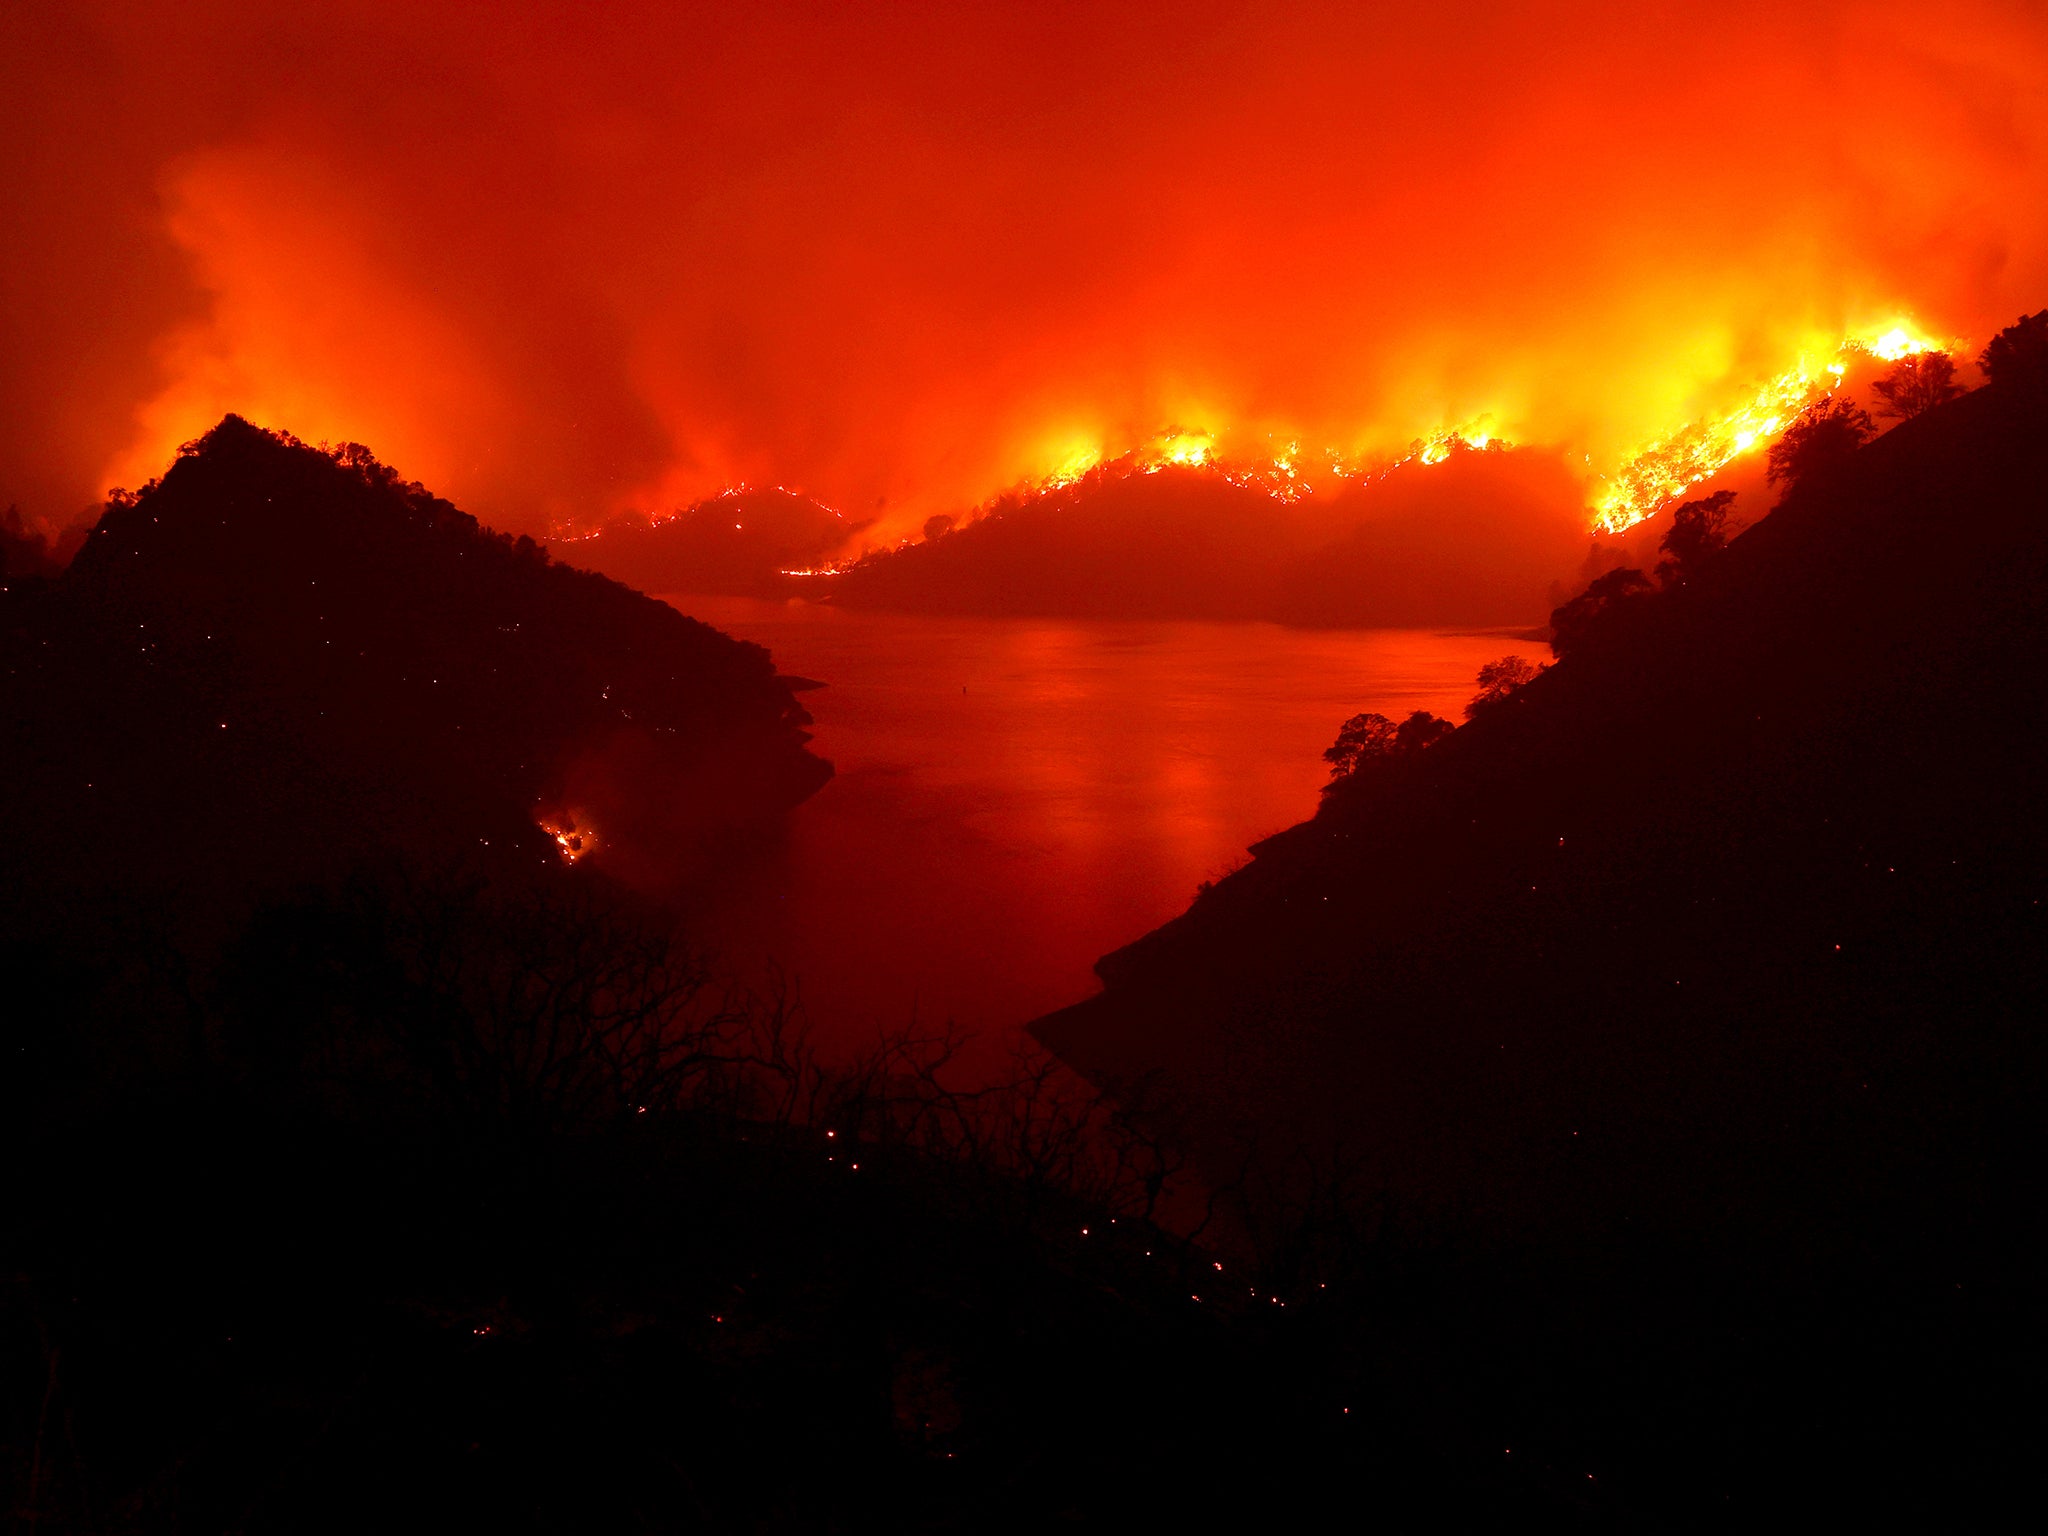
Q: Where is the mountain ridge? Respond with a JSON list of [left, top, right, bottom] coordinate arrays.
[[3, 416, 832, 922]]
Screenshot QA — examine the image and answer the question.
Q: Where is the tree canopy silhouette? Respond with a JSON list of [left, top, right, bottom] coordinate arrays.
[[1322, 711, 1396, 777], [1979, 309, 2048, 393], [1870, 352, 1963, 420], [1655, 488, 1736, 587], [1766, 396, 1872, 492], [1548, 565, 1650, 659], [1322, 708, 1454, 779], [1393, 708, 1456, 753], [1464, 654, 1544, 719]]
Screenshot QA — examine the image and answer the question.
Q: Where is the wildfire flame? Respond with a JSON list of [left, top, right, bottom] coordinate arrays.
[[1403, 420, 1499, 469], [1590, 321, 1956, 531], [1000, 322, 1957, 538], [607, 319, 1963, 572], [547, 481, 849, 543], [1150, 430, 1215, 469], [536, 812, 595, 864]]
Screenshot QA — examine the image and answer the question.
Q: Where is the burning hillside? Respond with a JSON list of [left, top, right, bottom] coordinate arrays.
[[793, 319, 1963, 626], [549, 485, 871, 597], [815, 440, 1592, 627], [9, 4, 2045, 560]]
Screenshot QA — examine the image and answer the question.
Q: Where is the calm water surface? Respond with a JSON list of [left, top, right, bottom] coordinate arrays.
[[664, 595, 1548, 1056]]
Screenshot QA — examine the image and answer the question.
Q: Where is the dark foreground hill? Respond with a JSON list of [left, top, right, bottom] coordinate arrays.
[[1037, 374, 2048, 1517], [7, 419, 1567, 1532], [0, 423, 1573, 1531], [819, 445, 1596, 627], [1, 417, 831, 923]]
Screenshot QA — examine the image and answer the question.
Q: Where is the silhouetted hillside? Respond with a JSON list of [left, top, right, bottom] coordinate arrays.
[[1, 417, 830, 926], [820, 445, 1594, 627], [1035, 371, 2048, 1519], [554, 487, 868, 597], [823, 466, 1310, 619], [1273, 443, 1597, 627], [1, 413, 1558, 1528]]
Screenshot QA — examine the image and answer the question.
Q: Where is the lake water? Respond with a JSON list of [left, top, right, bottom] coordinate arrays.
[[663, 595, 1549, 1061]]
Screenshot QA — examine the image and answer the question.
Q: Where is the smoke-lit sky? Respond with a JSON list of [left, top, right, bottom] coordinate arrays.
[[6, 0, 2046, 539]]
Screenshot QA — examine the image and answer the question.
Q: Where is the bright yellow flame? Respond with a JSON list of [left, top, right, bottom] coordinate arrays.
[[993, 321, 1962, 542], [1150, 429, 1214, 468], [1590, 321, 1961, 532], [1045, 447, 1103, 487], [1862, 324, 1947, 362], [1405, 418, 1499, 468]]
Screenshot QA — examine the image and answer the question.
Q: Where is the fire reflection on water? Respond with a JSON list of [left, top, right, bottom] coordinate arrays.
[[659, 597, 1549, 1064]]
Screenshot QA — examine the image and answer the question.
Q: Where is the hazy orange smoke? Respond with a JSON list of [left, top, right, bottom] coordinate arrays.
[[5, 1, 2046, 544]]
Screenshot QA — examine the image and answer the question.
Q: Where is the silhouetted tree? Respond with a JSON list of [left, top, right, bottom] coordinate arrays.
[[1871, 352, 1963, 420], [1324, 711, 1396, 778], [1465, 655, 1544, 719], [1393, 710, 1455, 753], [1323, 708, 1456, 779], [1979, 310, 2048, 394], [1549, 566, 1651, 659], [923, 514, 956, 541], [1655, 489, 1736, 587], [1766, 397, 1872, 493]]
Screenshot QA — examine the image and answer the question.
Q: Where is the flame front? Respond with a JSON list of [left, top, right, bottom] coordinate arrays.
[[1588, 321, 1955, 531], [990, 322, 1959, 540]]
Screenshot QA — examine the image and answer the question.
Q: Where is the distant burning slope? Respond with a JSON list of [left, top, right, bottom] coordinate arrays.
[[818, 441, 1593, 628], [4, 416, 830, 913], [551, 486, 870, 597]]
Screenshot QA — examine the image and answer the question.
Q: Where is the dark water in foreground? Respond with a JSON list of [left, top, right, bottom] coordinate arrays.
[[663, 595, 1549, 1059]]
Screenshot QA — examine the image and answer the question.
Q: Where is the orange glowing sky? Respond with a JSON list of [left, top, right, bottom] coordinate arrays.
[[5, 0, 2047, 543]]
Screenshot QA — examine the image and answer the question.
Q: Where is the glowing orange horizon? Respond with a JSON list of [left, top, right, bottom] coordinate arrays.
[[768, 318, 1961, 560], [104, 315, 1959, 570], [539, 314, 1959, 577], [12, 5, 2041, 556]]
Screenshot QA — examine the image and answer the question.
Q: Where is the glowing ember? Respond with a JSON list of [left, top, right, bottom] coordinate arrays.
[[536, 812, 596, 864]]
